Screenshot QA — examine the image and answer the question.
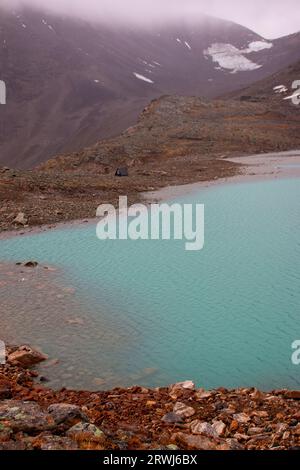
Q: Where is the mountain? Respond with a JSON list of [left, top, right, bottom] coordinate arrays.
[[224, 60, 300, 106], [1, 5, 300, 168]]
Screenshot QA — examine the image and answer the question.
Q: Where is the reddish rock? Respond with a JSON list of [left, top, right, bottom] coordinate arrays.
[[33, 434, 78, 450], [0, 440, 27, 450], [172, 432, 231, 450], [8, 346, 47, 368], [0, 380, 12, 400], [284, 391, 300, 400]]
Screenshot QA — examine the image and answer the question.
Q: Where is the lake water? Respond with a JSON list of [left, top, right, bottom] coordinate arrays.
[[0, 177, 300, 391]]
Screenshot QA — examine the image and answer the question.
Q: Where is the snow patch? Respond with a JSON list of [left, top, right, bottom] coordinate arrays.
[[204, 40, 272, 73], [42, 19, 55, 32], [273, 85, 288, 94], [133, 73, 154, 84], [245, 41, 273, 53]]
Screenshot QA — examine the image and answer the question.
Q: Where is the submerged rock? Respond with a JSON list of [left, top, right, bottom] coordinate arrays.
[[24, 261, 39, 268], [8, 346, 47, 368]]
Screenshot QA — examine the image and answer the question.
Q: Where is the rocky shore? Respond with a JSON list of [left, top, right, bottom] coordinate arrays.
[[0, 345, 300, 451]]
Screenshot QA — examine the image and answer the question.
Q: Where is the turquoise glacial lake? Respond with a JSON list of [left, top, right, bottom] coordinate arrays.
[[0, 177, 300, 391]]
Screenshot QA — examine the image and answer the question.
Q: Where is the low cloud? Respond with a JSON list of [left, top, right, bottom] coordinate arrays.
[[2, 0, 300, 38]]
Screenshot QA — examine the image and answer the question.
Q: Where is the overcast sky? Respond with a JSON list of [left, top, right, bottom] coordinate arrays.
[[3, 0, 300, 39]]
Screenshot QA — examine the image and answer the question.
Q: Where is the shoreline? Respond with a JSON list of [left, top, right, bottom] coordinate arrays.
[[1, 150, 300, 240], [143, 150, 300, 203], [0, 346, 300, 450]]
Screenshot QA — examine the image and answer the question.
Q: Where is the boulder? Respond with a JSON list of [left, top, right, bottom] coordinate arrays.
[[161, 412, 183, 424], [47, 404, 89, 428], [190, 420, 218, 438], [13, 212, 28, 226], [0, 400, 55, 433], [8, 345, 47, 368], [170, 381, 195, 392], [66, 422, 105, 444]]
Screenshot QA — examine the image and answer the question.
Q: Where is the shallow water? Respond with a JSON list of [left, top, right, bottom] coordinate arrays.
[[0, 178, 300, 390], [276, 164, 300, 169]]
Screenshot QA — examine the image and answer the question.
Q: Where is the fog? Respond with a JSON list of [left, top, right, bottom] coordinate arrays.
[[2, 0, 300, 39]]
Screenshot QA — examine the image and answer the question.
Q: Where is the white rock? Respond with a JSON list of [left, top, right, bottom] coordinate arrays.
[[190, 420, 218, 438], [212, 420, 227, 436], [171, 380, 195, 391], [173, 402, 195, 418], [233, 413, 251, 424], [13, 212, 28, 226]]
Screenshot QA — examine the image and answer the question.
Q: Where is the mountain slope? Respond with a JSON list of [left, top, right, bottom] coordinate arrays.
[[224, 60, 300, 107], [1, 5, 300, 168]]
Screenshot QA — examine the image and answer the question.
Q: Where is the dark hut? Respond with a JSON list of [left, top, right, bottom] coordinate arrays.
[[115, 167, 129, 177]]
